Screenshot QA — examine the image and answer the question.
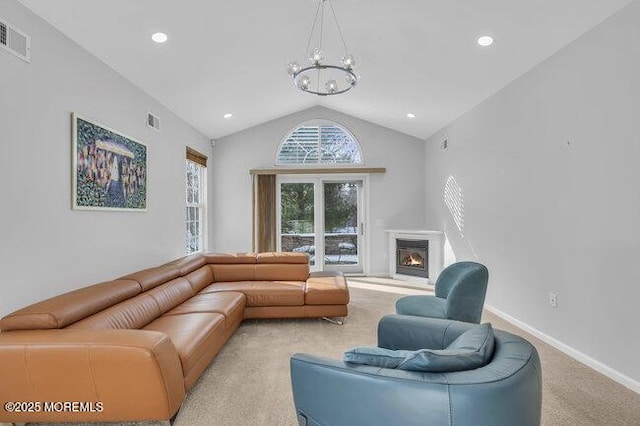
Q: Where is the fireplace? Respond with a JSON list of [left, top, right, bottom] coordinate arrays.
[[396, 239, 428, 278]]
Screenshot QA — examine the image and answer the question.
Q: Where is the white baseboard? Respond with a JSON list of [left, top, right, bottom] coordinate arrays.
[[485, 304, 640, 395]]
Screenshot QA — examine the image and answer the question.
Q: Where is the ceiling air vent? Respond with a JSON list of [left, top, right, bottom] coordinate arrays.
[[0, 17, 30, 63], [147, 112, 160, 131]]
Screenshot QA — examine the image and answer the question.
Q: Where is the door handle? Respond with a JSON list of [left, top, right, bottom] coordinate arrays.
[[360, 223, 364, 236]]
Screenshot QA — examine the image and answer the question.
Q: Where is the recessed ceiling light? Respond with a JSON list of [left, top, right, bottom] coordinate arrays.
[[152, 32, 168, 43], [223, 113, 233, 119], [407, 113, 416, 119], [477, 36, 494, 47]]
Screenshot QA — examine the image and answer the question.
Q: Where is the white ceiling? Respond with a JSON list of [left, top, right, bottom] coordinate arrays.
[[18, 0, 634, 140]]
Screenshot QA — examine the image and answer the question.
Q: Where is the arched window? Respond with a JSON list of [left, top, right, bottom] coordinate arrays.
[[276, 121, 363, 165]]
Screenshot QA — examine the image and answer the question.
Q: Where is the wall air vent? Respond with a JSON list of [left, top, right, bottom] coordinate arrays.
[[441, 133, 449, 150], [147, 112, 160, 131], [0, 17, 30, 63]]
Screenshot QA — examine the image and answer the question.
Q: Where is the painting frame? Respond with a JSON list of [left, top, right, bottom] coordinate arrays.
[[72, 113, 148, 212]]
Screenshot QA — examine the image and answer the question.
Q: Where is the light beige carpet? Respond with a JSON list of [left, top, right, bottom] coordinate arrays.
[[21, 280, 640, 426]]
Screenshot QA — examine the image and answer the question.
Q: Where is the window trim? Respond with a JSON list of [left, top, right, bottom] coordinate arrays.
[[275, 119, 364, 167], [186, 150, 207, 254], [186, 146, 207, 167]]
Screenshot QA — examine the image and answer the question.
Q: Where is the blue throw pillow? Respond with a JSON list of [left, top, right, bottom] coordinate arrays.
[[344, 346, 414, 368], [397, 323, 495, 372], [448, 322, 495, 353], [343, 324, 495, 372]]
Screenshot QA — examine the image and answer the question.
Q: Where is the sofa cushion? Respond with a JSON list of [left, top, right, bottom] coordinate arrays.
[[144, 312, 226, 378], [0, 279, 141, 331], [68, 294, 161, 330], [398, 323, 495, 372], [165, 292, 246, 318], [305, 271, 349, 305], [200, 281, 305, 307]]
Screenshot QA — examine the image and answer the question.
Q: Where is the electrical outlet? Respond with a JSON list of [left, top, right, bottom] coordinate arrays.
[[549, 292, 558, 308]]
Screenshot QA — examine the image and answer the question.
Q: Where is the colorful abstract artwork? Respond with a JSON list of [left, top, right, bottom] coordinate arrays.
[[72, 113, 147, 211]]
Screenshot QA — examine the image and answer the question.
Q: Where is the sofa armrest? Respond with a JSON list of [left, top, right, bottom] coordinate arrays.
[[377, 315, 475, 350], [0, 329, 185, 423], [290, 353, 450, 426]]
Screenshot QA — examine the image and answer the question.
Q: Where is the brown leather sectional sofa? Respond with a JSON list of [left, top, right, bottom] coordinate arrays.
[[0, 252, 349, 423]]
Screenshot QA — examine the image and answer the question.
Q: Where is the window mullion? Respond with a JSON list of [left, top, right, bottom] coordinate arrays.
[[318, 126, 322, 165]]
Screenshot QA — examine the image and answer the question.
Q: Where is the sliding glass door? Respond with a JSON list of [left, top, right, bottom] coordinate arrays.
[[278, 176, 365, 273], [279, 181, 316, 267], [322, 181, 362, 273]]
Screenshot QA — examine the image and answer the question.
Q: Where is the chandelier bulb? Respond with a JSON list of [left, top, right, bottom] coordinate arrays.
[[297, 76, 311, 91], [286, 61, 302, 76], [325, 79, 338, 94], [345, 73, 357, 86], [310, 48, 324, 65], [341, 53, 356, 69]]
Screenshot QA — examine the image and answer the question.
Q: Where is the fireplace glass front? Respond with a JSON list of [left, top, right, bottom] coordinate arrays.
[[396, 239, 428, 278]]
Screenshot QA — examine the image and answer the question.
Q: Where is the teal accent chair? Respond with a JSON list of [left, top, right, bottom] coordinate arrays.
[[396, 261, 488, 323], [290, 315, 542, 426]]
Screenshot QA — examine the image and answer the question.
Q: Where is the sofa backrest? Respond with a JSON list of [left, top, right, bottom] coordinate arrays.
[[184, 265, 215, 293], [146, 278, 195, 314], [255, 252, 309, 281], [0, 252, 310, 332], [67, 293, 161, 330], [120, 265, 182, 292], [206, 252, 310, 283], [164, 254, 207, 276], [0, 279, 142, 331], [66, 277, 196, 331], [206, 253, 257, 282]]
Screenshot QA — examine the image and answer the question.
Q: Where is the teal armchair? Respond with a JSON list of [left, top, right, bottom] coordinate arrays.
[[396, 261, 488, 323], [290, 315, 542, 426]]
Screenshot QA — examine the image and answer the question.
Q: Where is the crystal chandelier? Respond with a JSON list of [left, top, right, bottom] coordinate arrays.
[[286, 0, 358, 96]]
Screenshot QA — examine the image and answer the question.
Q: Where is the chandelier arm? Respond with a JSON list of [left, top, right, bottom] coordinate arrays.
[[304, 0, 323, 59], [328, 0, 349, 53], [293, 65, 357, 96]]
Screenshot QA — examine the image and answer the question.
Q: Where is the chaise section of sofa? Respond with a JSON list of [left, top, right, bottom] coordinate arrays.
[[0, 252, 349, 423]]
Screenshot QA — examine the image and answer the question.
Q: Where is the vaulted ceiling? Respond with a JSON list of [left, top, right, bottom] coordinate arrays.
[[19, 0, 634, 140]]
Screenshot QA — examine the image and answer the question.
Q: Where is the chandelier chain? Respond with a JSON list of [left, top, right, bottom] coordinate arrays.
[[304, 0, 323, 59], [319, 0, 324, 53], [328, 0, 349, 54]]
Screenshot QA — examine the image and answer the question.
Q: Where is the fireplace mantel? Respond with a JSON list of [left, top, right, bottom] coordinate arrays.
[[386, 230, 444, 286]]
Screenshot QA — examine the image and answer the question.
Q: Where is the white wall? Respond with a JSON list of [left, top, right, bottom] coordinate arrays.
[[0, 0, 210, 317], [211, 106, 425, 275], [425, 1, 640, 385]]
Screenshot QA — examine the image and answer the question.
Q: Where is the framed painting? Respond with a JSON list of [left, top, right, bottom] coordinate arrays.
[[72, 113, 148, 211]]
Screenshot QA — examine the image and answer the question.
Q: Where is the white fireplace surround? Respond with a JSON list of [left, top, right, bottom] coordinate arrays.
[[386, 230, 444, 286]]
